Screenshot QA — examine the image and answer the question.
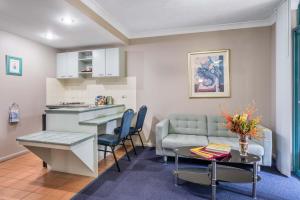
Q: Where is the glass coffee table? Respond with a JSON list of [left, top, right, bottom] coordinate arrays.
[[173, 146, 261, 200]]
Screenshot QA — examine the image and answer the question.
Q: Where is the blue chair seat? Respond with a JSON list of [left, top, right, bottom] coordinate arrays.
[[114, 127, 137, 135], [97, 109, 134, 172], [98, 134, 119, 146], [129, 127, 137, 134], [113, 106, 147, 155]]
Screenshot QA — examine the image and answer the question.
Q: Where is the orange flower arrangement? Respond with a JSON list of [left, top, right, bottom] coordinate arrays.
[[222, 104, 262, 139]]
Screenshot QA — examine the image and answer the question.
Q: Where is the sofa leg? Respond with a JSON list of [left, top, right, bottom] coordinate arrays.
[[163, 156, 168, 163]]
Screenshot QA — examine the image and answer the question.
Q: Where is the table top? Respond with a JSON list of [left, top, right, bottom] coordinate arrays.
[[16, 131, 95, 146], [174, 146, 260, 164], [79, 112, 124, 126]]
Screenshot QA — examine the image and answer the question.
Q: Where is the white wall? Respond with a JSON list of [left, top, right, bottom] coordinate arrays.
[[0, 31, 56, 161], [46, 77, 137, 111]]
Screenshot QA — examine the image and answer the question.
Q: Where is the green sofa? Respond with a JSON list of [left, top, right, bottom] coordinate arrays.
[[155, 114, 272, 166]]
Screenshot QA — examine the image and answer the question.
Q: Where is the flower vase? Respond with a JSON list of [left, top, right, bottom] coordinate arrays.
[[239, 135, 248, 157]]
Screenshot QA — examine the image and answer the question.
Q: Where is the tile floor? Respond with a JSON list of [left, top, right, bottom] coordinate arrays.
[[0, 146, 131, 200]]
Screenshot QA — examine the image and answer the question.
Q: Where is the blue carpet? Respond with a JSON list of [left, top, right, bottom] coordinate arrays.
[[72, 147, 300, 200]]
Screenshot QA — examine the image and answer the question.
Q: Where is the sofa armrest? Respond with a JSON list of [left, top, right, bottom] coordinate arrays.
[[155, 119, 169, 155], [252, 125, 272, 166]]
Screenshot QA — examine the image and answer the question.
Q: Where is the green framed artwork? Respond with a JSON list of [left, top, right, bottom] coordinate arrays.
[[6, 55, 22, 76]]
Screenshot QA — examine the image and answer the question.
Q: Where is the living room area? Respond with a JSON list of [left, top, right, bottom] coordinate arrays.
[[0, 0, 299, 199]]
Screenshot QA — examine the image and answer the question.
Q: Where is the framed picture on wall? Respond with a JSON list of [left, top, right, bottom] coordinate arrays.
[[188, 49, 230, 98], [6, 55, 23, 76]]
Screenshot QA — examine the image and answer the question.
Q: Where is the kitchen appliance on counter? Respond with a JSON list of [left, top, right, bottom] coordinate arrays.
[[95, 96, 106, 106], [106, 96, 113, 105], [95, 96, 114, 106]]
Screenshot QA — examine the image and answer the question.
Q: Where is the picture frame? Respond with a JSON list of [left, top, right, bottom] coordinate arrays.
[[188, 49, 230, 98], [6, 55, 23, 76]]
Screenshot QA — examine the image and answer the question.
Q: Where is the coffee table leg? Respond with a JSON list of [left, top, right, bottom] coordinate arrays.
[[175, 150, 179, 186], [252, 161, 258, 199], [211, 159, 217, 200]]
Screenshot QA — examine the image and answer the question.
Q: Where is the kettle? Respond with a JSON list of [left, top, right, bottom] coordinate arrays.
[[106, 96, 113, 105]]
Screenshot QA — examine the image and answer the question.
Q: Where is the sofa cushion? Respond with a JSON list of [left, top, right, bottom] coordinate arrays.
[[207, 116, 237, 137], [168, 114, 207, 136], [208, 137, 264, 156], [162, 134, 208, 149]]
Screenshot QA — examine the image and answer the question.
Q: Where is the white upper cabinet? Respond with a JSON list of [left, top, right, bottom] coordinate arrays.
[[56, 52, 78, 79], [92, 49, 106, 77], [56, 53, 66, 78], [56, 48, 125, 79], [105, 48, 125, 77], [67, 52, 79, 78]]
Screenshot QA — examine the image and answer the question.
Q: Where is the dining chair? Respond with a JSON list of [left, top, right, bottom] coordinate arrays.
[[114, 105, 147, 155], [98, 109, 134, 172]]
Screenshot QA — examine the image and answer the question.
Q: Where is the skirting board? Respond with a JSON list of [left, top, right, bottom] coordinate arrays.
[[0, 150, 29, 163]]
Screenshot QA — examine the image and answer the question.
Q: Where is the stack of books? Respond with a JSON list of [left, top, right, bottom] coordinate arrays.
[[190, 144, 231, 160]]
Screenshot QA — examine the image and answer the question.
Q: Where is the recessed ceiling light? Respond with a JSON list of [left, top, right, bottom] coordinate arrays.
[[41, 32, 58, 40], [60, 17, 75, 25]]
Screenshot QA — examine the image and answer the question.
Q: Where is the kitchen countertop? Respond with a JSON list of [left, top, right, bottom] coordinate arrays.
[[16, 131, 95, 146], [45, 104, 125, 113]]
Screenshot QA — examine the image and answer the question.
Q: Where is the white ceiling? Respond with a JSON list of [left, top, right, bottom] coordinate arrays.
[[0, 0, 283, 48], [0, 0, 122, 49], [92, 0, 282, 38]]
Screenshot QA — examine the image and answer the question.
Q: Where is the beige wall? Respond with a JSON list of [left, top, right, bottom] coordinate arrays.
[[127, 26, 274, 146], [0, 31, 56, 160]]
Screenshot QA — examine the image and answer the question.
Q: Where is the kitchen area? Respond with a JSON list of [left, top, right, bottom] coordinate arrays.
[[16, 47, 137, 177]]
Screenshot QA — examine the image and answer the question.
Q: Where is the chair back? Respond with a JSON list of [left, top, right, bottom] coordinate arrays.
[[119, 109, 135, 140], [135, 105, 147, 132]]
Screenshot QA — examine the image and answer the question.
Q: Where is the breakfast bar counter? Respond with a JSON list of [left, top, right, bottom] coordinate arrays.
[[17, 131, 96, 177], [17, 104, 126, 177], [17, 131, 95, 146], [79, 112, 124, 126], [45, 104, 123, 114]]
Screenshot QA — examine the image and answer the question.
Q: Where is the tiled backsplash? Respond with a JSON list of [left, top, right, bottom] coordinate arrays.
[[46, 77, 136, 111]]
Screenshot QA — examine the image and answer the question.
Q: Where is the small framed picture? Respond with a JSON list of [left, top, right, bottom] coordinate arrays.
[[6, 55, 23, 76], [188, 49, 230, 98]]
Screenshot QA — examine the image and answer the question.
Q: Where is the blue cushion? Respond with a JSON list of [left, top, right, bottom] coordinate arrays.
[[98, 134, 119, 146], [114, 127, 136, 135], [129, 127, 137, 134]]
